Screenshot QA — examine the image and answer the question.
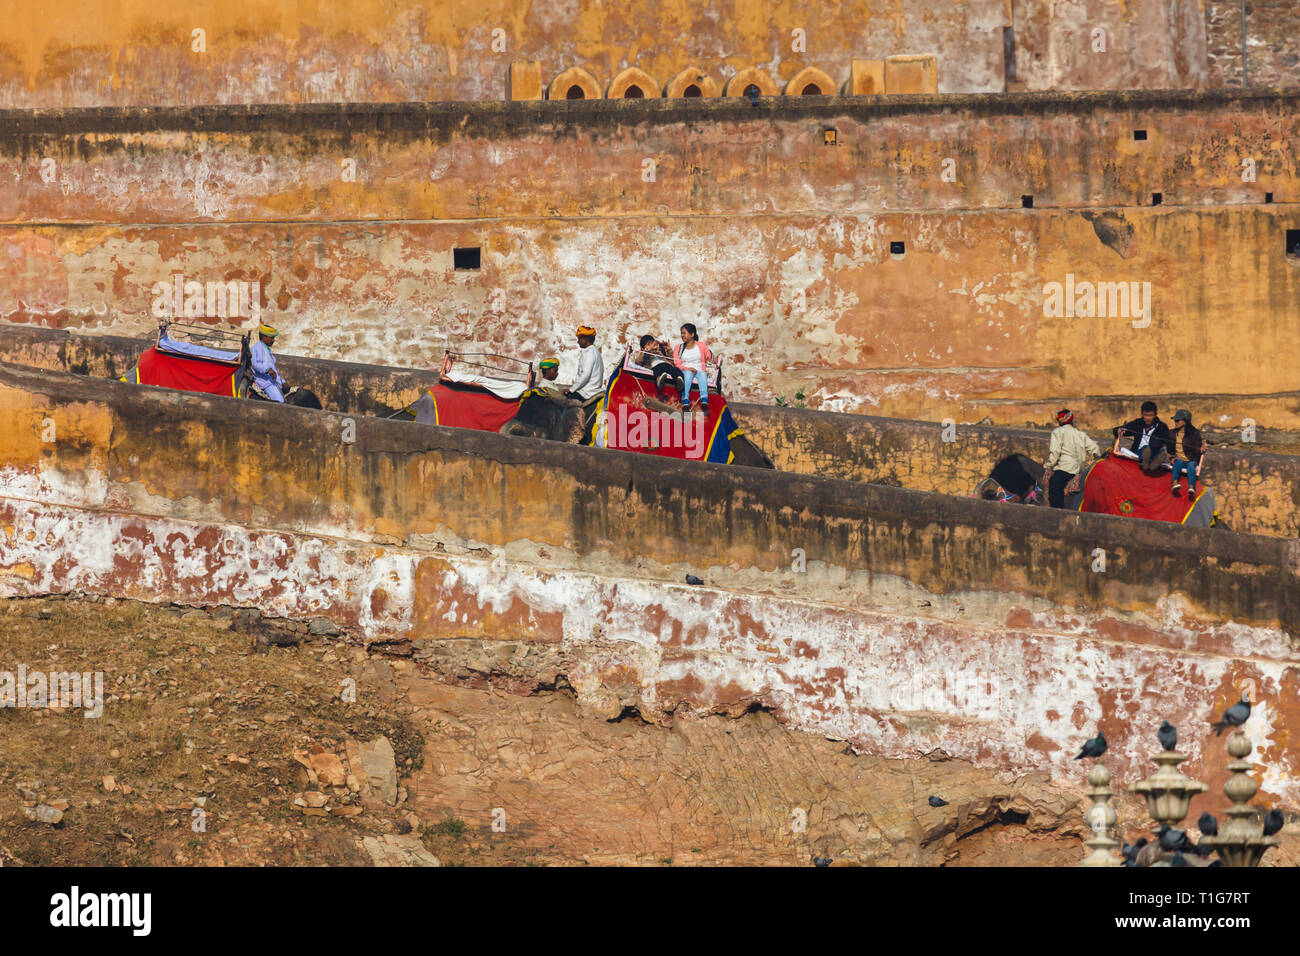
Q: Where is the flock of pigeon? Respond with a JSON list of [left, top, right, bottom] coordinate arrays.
[[1073, 692, 1285, 867], [1117, 810, 1285, 868], [1074, 690, 1255, 763], [812, 691, 1283, 866]]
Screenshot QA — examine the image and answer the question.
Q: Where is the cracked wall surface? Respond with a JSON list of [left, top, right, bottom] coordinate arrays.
[[1, 361, 1297, 809], [3, 92, 1298, 429]]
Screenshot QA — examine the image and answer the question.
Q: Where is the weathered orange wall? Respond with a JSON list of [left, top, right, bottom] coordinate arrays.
[[2, 92, 1299, 428], [2, 361, 1298, 807], [1009, 0, 1210, 91], [0, 0, 1004, 106], [0, 0, 1218, 107]]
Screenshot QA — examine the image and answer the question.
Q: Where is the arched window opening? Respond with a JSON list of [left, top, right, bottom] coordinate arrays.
[[801, 83, 821, 95], [623, 85, 644, 98], [684, 84, 702, 97], [743, 84, 761, 98], [566, 85, 585, 100]]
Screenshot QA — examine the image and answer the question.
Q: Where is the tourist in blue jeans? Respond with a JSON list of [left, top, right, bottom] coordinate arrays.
[[1169, 408, 1204, 497], [672, 323, 713, 413]]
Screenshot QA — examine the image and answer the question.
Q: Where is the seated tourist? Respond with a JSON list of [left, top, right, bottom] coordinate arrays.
[[1113, 400, 1173, 473], [638, 334, 684, 400], [1168, 408, 1205, 497], [249, 324, 287, 402], [673, 323, 713, 414]]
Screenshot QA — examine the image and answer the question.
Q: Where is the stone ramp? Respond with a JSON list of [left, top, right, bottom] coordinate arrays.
[[5, 326, 1300, 538]]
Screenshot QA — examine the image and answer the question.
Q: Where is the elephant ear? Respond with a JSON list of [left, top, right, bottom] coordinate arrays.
[[729, 435, 775, 469]]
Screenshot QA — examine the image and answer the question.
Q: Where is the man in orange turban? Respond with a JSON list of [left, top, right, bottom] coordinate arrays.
[[567, 326, 604, 402]]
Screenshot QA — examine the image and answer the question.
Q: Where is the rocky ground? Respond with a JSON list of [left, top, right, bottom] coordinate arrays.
[[1, 595, 1294, 866]]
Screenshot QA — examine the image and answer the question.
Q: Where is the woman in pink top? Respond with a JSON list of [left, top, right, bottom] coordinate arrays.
[[673, 323, 712, 413]]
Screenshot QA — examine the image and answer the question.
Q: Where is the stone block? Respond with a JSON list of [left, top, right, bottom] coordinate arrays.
[[509, 60, 543, 101], [885, 54, 938, 94], [846, 59, 885, 95]]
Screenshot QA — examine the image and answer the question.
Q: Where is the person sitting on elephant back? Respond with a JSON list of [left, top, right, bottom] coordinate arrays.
[[673, 323, 712, 414], [1114, 400, 1173, 474], [501, 358, 570, 439], [566, 326, 605, 404], [1169, 408, 1205, 497], [249, 324, 287, 402], [638, 334, 684, 401]]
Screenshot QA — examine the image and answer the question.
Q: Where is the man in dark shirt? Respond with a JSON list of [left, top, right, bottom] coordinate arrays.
[[1168, 408, 1205, 497], [1113, 400, 1173, 474]]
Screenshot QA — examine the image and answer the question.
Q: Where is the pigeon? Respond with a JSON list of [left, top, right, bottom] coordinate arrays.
[[1075, 731, 1107, 760], [1211, 692, 1252, 735], [1263, 809, 1284, 837], [1171, 852, 1189, 867], [1209, 860, 1223, 867], [813, 856, 832, 867], [1157, 720, 1177, 751], [1135, 841, 1164, 868], [1158, 826, 1193, 853], [685, 574, 704, 586], [1121, 838, 1148, 866], [746, 87, 760, 107], [928, 795, 949, 808], [1197, 812, 1218, 837]]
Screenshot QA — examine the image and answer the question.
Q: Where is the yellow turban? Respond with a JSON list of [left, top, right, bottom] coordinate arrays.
[[258, 324, 279, 337]]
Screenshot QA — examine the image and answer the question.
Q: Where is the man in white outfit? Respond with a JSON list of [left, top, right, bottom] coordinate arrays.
[[249, 324, 287, 402], [566, 325, 605, 402]]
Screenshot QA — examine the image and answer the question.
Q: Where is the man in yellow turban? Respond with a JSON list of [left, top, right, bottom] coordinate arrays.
[[536, 357, 562, 390], [250, 324, 287, 402]]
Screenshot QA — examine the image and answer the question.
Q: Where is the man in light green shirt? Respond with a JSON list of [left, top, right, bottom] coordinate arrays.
[[1044, 409, 1101, 508]]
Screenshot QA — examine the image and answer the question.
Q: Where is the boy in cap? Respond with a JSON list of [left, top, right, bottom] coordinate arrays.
[[1168, 408, 1204, 497], [1044, 409, 1101, 508]]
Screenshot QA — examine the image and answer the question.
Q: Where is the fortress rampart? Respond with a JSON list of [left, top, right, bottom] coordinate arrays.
[[5, 326, 1300, 539], [1, 358, 1297, 807]]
